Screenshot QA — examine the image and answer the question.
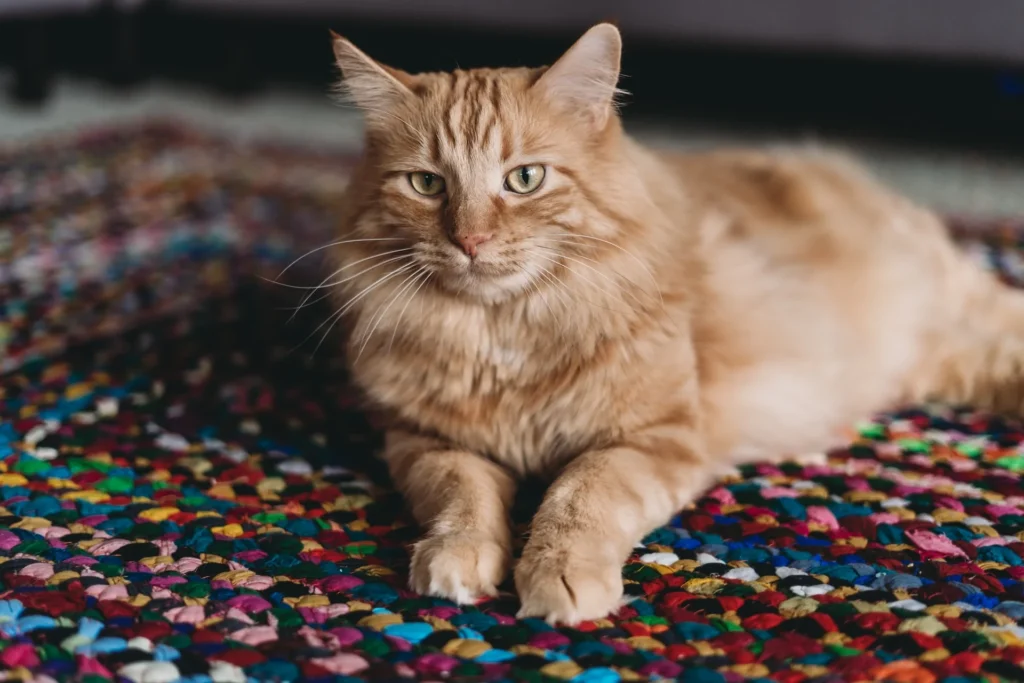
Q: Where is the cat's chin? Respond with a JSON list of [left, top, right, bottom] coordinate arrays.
[[436, 269, 536, 305]]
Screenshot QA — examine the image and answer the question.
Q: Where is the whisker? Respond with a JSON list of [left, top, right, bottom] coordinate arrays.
[[543, 233, 664, 307], [532, 266, 572, 314], [266, 248, 415, 292], [331, 261, 419, 328], [284, 266, 353, 322], [529, 251, 628, 314], [532, 250, 618, 302], [286, 251, 415, 322], [388, 270, 432, 355], [274, 238, 406, 280], [545, 248, 651, 311], [354, 266, 429, 363], [295, 261, 419, 356], [309, 263, 420, 357], [534, 266, 597, 338], [526, 276, 554, 320]]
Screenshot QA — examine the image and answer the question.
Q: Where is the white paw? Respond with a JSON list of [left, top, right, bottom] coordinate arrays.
[[514, 546, 624, 625], [408, 532, 511, 604]]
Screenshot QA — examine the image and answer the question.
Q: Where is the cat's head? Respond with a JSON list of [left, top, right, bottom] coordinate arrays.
[[332, 24, 638, 304]]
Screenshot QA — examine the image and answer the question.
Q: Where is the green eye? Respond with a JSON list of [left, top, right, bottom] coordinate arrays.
[[409, 172, 446, 196], [505, 165, 545, 194]]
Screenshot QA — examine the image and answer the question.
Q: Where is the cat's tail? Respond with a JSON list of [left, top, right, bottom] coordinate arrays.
[[908, 251, 1024, 416]]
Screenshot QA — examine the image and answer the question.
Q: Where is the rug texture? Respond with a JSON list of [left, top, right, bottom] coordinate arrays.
[[2, 123, 1024, 683]]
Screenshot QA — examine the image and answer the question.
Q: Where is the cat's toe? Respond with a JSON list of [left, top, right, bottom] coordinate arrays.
[[408, 532, 511, 604], [514, 548, 624, 625]]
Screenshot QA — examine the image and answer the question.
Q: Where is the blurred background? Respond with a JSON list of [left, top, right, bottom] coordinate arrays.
[[1, 0, 1024, 215]]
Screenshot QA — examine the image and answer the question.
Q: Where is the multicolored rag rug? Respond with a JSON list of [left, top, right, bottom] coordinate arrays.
[[3, 122, 1024, 683]]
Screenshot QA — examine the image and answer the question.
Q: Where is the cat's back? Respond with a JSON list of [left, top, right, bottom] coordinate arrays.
[[654, 144, 957, 461], [660, 145, 930, 253], [651, 143, 953, 305]]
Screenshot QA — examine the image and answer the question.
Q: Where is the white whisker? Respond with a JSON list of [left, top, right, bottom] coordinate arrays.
[[268, 248, 414, 292], [524, 270, 565, 331], [544, 233, 664, 306], [274, 238, 406, 280], [532, 249, 626, 307], [532, 266, 572, 314], [526, 274, 558, 322], [298, 261, 419, 356], [286, 251, 415, 322], [354, 266, 429, 363], [549, 249, 651, 311], [388, 270, 433, 355], [529, 251, 627, 314]]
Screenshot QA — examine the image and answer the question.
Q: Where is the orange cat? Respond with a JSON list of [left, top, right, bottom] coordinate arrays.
[[326, 24, 1021, 624]]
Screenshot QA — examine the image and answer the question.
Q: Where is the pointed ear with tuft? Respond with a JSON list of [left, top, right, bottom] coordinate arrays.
[[533, 23, 624, 129], [330, 31, 416, 125]]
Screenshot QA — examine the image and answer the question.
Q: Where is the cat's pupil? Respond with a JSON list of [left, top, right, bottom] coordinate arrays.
[[520, 168, 531, 184], [423, 174, 435, 188]]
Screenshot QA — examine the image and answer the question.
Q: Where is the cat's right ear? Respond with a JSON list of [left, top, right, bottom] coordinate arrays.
[[330, 31, 415, 122]]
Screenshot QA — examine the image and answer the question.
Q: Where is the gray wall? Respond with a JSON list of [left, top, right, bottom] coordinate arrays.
[[175, 0, 1024, 64]]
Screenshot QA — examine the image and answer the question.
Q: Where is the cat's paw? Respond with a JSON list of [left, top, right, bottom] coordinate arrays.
[[408, 532, 511, 604], [514, 546, 624, 625]]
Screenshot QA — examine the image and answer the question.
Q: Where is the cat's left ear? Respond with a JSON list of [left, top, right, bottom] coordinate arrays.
[[533, 23, 623, 129], [330, 31, 416, 123]]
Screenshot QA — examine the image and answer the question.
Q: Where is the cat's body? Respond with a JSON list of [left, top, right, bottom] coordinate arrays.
[[348, 143, 961, 474], [681, 147, 963, 464], [328, 24, 1023, 623]]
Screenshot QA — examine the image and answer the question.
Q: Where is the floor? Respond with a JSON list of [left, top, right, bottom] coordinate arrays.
[[2, 73, 1024, 218], [2, 122, 1024, 683]]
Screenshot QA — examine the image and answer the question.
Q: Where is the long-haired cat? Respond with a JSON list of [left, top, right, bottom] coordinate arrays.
[[326, 23, 1022, 624]]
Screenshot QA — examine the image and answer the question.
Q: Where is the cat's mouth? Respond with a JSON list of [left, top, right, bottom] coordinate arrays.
[[412, 243, 543, 302], [425, 245, 521, 278], [431, 258, 539, 303]]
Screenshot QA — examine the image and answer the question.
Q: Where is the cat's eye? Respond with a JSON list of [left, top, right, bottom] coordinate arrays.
[[505, 165, 546, 195], [409, 172, 446, 197]]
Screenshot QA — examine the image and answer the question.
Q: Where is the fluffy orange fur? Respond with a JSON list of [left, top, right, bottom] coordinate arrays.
[[326, 24, 1022, 624]]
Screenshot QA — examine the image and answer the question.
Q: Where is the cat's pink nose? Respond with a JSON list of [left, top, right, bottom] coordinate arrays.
[[456, 233, 493, 258]]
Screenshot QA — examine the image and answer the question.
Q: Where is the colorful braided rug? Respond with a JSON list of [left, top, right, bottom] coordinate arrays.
[[2, 122, 1024, 683]]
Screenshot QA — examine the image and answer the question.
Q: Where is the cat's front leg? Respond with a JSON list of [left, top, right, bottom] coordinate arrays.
[[383, 431, 517, 604], [515, 428, 711, 625]]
